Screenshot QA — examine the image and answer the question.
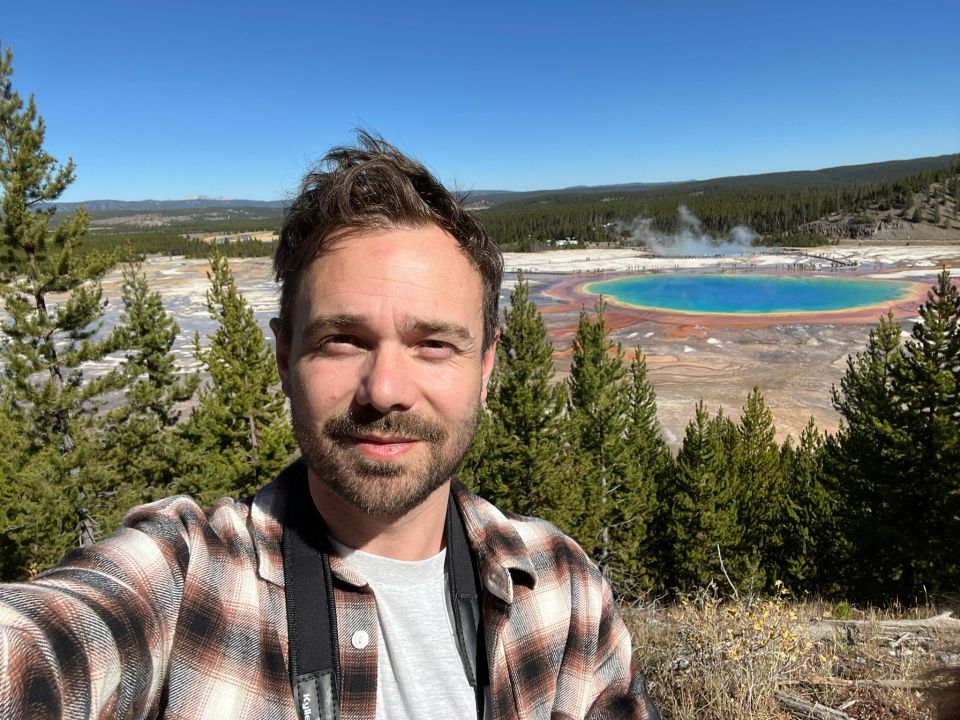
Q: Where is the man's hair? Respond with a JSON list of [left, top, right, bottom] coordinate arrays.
[[275, 131, 503, 349]]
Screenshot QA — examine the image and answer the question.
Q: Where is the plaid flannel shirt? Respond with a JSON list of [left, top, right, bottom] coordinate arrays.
[[0, 467, 657, 719]]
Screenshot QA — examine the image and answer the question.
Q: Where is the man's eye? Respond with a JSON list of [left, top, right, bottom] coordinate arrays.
[[319, 335, 363, 354], [419, 340, 454, 358]]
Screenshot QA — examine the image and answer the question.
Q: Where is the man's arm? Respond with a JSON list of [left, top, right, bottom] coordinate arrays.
[[0, 501, 195, 719], [583, 580, 660, 720]]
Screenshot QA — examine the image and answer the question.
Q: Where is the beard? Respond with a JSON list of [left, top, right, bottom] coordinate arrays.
[[291, 401, 478, 519]]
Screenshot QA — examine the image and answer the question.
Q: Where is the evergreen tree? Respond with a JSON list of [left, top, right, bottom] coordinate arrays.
[[829, 312, 912, 599], [461, 271, 577, 520], [95, 260, 199, 524], [564, 298, 655, 593], [621, 350, 670, 589], [487, 271, 560, 452], [831, 276, 960, 599], [893, 269, 960, 591], [736, 387, 784, 590], [778, 418, 835, 592], [664, 401, 741, 591], [177, 249, 296, 502], [0, 394, 31, 578], [0, 45, 129, 575]]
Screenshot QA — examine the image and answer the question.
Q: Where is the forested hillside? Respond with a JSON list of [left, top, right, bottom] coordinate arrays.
[[477, 162, 960, 250], [58, 154, 960, 258]]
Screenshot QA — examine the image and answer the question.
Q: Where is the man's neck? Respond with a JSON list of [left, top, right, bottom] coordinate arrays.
[[307, 475, 451, 561]]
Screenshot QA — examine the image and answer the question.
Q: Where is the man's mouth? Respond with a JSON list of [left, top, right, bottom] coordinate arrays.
[[344, 434, 420, 460]]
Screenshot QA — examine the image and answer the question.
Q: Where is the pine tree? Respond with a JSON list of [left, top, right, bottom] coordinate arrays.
[[0, 45, 130, 574], [564, 298, 654, 593], [829, 311, 913, 600], [620, 350, 670, 589], [778, 418, 835, 592], [487, 271, 560, 453], [831, 276, 960, 599], [893, 269, 960, 591], [0, 395, 31, 578], [736, 387, 784, 590], [177, 249, 296, 502], [460, 271, 581, 532], [664, 401, 741, 591], [95, 259, 199, 524]]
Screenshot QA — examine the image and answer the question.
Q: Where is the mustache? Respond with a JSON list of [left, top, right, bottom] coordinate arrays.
[[322, 408, 447, 444]]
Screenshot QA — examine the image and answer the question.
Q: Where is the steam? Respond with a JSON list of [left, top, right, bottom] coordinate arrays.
[[620, 205, 758, 257]]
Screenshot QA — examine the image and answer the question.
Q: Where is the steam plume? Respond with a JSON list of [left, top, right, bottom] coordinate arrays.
[[620, 205, 758, 257]]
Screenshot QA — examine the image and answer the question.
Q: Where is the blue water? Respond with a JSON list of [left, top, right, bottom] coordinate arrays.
[[585, 274, 913, 314]]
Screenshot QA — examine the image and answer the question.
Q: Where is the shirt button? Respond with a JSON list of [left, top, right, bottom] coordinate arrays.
[[352, 630, 370, 649]]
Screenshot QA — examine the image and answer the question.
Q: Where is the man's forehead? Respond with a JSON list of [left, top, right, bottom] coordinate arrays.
[[290, 225, 486, 328], [300, 226, 482, 285]]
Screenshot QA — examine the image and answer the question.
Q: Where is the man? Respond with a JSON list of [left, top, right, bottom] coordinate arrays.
[[0, 134, 658, 719]]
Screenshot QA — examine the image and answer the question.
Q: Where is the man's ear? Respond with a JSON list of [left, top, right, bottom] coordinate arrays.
[[479, 328, 500, 404], [270, 318, 291, 396]]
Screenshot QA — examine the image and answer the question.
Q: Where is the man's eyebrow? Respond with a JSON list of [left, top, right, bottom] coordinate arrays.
[[300, 313, 371, 347]]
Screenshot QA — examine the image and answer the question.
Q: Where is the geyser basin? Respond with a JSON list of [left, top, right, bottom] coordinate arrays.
[[584, 273, 914, 315]]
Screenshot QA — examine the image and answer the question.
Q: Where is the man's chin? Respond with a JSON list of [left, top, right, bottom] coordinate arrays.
[[300, 446, 441, 516], [341, 453, 407, 479], [322, 467, 449, 519]]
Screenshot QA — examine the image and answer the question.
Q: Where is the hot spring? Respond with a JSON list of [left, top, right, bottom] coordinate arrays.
[[584, 274, 914, 315]]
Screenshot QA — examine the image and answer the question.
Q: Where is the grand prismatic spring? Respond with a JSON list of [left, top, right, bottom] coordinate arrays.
[[584, 273, 914, 315]]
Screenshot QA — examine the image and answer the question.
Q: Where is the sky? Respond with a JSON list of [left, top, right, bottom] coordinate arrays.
[[4, 0, 959, 202]]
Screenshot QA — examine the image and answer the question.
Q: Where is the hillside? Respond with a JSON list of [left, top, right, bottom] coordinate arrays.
[[802, 176, 960, 242], [58, 154, 960, 256], [55, 153, 959, 217], [464, 153, 960, 207], [52, 198, 284, 213]]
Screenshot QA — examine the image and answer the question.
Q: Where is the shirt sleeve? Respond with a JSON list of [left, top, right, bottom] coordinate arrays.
[[583, 578, 660, 720], [0, 500, 197, 720]]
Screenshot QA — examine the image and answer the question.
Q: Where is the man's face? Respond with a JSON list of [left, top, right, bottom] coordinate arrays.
[[272, 225, 496, 519]]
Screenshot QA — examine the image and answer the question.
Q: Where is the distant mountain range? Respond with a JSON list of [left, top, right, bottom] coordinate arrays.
[[52, 153, 959, 213], [52, 197, 285, 212]]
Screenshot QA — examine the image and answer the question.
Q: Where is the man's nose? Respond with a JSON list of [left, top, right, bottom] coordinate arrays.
[[355, 344, 418, 413]]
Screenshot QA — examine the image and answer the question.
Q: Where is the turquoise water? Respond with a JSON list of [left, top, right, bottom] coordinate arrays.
[[585, 274, 913, 314]]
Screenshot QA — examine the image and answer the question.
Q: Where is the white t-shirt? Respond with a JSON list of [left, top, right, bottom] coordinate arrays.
[[328, 537, 478, 720]]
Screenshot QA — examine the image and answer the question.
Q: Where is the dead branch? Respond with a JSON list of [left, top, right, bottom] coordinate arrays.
[[716, 544, 739, 601], [774, 691, 855, 720], [780, 676, 933, 690]]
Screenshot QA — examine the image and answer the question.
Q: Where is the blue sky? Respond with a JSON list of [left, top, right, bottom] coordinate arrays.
[[4, 0, 958, 201]]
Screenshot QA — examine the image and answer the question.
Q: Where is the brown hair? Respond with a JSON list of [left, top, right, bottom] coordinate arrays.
[[274, 131, 503, 349]]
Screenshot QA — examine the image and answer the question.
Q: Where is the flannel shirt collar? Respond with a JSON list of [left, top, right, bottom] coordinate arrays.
[[450, 480, 537, 604], [249, 463, 537, 603]]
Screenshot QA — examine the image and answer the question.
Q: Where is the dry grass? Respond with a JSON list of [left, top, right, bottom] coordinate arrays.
[[625, 585, 958, 719]]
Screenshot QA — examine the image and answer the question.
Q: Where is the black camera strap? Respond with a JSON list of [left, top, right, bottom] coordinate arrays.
[[445, 492, 489, 720], [281, 463, 487, 720], [282, 465, 341, 720]]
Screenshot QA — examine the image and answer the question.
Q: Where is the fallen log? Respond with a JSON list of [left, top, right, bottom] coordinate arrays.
[[774, 691, 854, 720], [780, 676, 932, 690], [802, 612, 960, 643]]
